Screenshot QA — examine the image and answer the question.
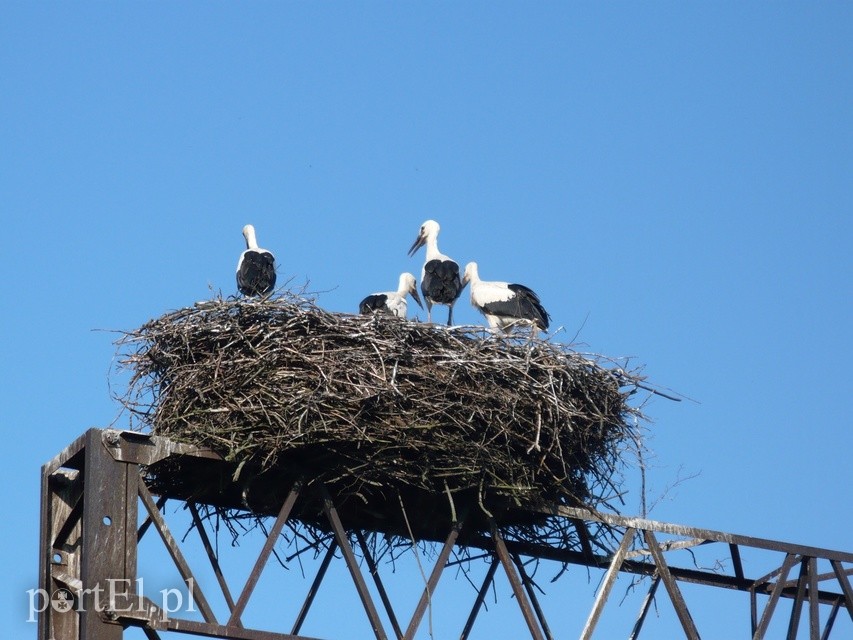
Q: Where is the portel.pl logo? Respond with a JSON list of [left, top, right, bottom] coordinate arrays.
[[26, 579, 195, 623]]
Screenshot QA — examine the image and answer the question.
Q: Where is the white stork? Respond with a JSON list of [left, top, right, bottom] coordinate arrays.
[[407, 220, 464, 325], [236, 224, 276, 297], [359, 272, 424, 318], [462, 262, 550, 333]]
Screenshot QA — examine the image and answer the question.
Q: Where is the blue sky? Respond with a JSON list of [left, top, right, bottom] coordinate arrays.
[[2, 3, 851, 638]]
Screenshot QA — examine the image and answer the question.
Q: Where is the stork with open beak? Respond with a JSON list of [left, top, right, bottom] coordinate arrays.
[[407, 220, 464, 325]]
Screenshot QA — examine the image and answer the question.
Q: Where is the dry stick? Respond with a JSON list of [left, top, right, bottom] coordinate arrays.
[[527, 411, 543, 454]]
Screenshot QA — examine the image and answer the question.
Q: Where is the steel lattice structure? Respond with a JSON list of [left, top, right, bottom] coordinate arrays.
[[40, 429, 853, 639]]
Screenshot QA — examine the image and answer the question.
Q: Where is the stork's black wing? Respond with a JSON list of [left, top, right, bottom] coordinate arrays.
[[237, 250, 276, 296], [359, 294, 390, 315], [502, 284, 550, 330], [421, 259, 462, 304]]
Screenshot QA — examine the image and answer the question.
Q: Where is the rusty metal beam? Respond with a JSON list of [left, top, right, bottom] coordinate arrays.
[[321, 487, 388, 640], [354, 531, 403, 640], [570, 517, 596, 561], [627, 537, 710, 559], [628, 573, 661, 640], [188, 503, 239, 621], [137, 495, 167, 542], [751, 588, 758, 638], [511, 553, 554, 640], [830, 560, 853, 622], [40, 466, 83, 640], [52, 493, 83, 551], [101, 429, 222, 466], [556, 506, 853, 565], [580, 527, 635, 640], [490, 520, 546, 640], [731, 544, 745, 581], [138, 480, 218, 625], [808, 557, 820, 640], [753, 553, 798, 640], [141, 616, 325, 640], [80, 428, 137, 640], [821, 601, 840, 640], [291, 541, 338, 636], [142, 628, 162, 640], [787, 557, 810, 640], [643, 529, 700, 640], [465, 534, 846, 606], [403, 522, 463, 640], [44, 428, 90, 475], [783, 565, 853, 588], [38, 464, 52, 640], [227, 480, 303, 627], [460, 557, 500, 640]]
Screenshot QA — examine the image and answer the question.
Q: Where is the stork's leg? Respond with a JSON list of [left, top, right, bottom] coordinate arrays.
[[425, 299, 433, 323], [525, 323, 536, 346], [447, 304, 453, 326]]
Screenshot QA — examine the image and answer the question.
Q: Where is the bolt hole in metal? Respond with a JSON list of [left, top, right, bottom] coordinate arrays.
[[52, 553, 62, 563], [103, 515, 112, 526]]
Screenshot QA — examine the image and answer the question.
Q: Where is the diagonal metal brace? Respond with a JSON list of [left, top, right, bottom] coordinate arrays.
[[403, 520, 464, 640], [580, 527, 635, 640], [227, 480, 303, 626], [321, 485, 388, 640], [490, 519, 546, 640], [138, 480, 218, 625], [643, 529, 700, 640]]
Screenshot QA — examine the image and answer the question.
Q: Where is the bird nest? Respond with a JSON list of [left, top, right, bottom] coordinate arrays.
[[115, 293, 647, 550]]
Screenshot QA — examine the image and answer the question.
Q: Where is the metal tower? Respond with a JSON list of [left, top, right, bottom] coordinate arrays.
[[39, 429, 853, 639]]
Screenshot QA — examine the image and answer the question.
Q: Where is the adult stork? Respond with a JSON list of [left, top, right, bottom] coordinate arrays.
[[407, 220, 464, 325], [462, 262, 550, 333], [359, 272, 424, 318], [236, 224, 276, 297]]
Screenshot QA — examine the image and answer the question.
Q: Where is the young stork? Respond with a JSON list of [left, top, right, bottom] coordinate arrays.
[[407, 220, 464, 325], [462, 262, 550, 333], [236, 224, 277, 297], [359, 272, 424, 318]]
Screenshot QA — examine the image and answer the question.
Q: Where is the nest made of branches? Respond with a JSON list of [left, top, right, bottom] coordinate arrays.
[[116, 293, 647, 547]]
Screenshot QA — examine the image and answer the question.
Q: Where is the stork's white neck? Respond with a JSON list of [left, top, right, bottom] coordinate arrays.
[[465, 263, 481, 285], [424, 235, 447, 262], [243, 226, 259, 250], [396, 275, 409, 296]]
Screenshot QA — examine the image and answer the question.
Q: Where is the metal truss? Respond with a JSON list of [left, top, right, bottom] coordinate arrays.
[[40, 429, 853, 639]]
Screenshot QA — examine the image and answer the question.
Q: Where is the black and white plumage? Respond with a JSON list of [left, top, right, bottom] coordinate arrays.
[[236, 224, 276, 297], [407, 220, 464, 325], [462, 262, 550, 333], [359, 272, 424, 318]]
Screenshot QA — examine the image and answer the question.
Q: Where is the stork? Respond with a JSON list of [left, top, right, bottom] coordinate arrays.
[[359, 272, 424, 318], [407, 220, 464, 325], [462, 262, 550, 333], [236, 224, 276, 297]]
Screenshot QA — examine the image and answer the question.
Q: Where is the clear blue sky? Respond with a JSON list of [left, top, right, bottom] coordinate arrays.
[[2, 3, 851, 638]]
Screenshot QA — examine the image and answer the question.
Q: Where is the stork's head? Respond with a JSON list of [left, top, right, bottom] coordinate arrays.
[[462, 261, 479, 287], [407, 219, 440, 257], [400, 272, 424, 309], [242, 224, 258, 250]]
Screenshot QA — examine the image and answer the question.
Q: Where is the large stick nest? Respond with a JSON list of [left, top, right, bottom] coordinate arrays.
[[116, 293, 646, 544]]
